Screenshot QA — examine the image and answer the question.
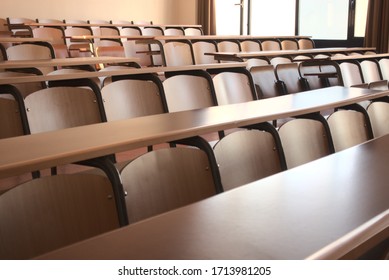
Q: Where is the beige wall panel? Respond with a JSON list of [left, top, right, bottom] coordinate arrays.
[[0, 0, 196, 24]]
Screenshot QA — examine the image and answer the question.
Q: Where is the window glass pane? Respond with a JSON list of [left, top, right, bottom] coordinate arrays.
[[250, 0, 296, 36], [354, 0, 369, 37], [215, 0, 241, 35], [299, 0, 349, 40]]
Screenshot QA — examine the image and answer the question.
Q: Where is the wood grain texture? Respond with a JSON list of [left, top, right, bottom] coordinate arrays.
[[0, 173, 119, 259], [36, 135, 389, 260], [0, 87, 386, 179]]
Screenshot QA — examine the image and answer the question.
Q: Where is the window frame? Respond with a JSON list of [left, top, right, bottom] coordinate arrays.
[[215, 0, 368, 47], [295, 0, 366, 48]]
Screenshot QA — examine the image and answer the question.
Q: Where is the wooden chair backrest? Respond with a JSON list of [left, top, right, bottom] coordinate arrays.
[[184, 27, 202, 36], [6, 43, 53, 60], [240, 40, 261, 52], [32, 27, 65, 45], [6, 17, 35, 37], [121, 147, 217, 223], [192, 41, 218, 64], [360, 60, 382, 84], [279, 118, 333, 169], [164, 28, 184, 36], [339, 61, 364, 87], [91, 25, 120, 37], [212, 71, 256, 105], [281, 39, 299, 50], [250, 65, 280, 99], [260, 39, 281, 51], [367, 101, 389, 138], [298, 64, 323, 90], [163, 74, 216, 112], [25, 86, 102, 133], [102, 79, 166, 121], [276, 63, 306, 94], [217, 40, 240, 52], [327, 109, 372, 152], [298, 38, 315, 49], [120, 27, 151, 67], [246, 58, 269, 69], [6, 43, 55, 74], [163, 41, 195, 66], [0, 173, 119, 259], [378, 58, 389, 80], [32, 27, 69, 58], [320, 64, 341, 86], [270, 56, 292, 66], [214, 129, 285, 191], [141, 27, 164, 66]]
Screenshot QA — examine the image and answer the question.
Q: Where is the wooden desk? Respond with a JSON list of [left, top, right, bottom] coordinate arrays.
[[153, 35, 312, 41], [0, 37, 52, 43], [330, 53, 389, 62], [26, 22, 202, 29], [67, 35, 154, 41], [35, 134, 389, 260], [66, 35, 155, 56], [0, 86, 386, 179], [0, 62, 247, 85], [135, 24, 202, 29], [205, 47, 377, 62], [0, 56, 139, 70]]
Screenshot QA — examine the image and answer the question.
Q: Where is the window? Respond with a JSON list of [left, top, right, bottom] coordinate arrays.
[[215, 0, 369, 46], [250, 0, 296, 36], [215, 0, 296, 36], [215, 0, 241, 35], [354, 0, 369, 37], [298, 0, 349, 40], [298, 0, 369, 40]]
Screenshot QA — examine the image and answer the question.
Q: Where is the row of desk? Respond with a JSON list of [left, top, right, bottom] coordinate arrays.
[[0, 86, 386, 179], [0, 56, 140, 70], [0, 33, 312, 45], [0, 37, 378, 67], [0, 55, 388, 259], [4, 21, 204, 38], [35, 133, 389, 259], [0, 60, 247, 84], [11, 21, 203, 30], [204, 47, 378, 62]]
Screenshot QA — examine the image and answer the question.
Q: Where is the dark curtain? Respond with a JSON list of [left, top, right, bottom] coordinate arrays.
[[197, 0, 216, 35], [364, 0, 389, 53]]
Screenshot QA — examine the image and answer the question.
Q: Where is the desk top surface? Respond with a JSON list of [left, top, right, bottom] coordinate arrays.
[[36, 134, 389, 260], [0, 37, 52, 43], [67, 35, 154, 40], [154, 35, 311, 40], [0, 56, 139, 69], [25, 22, 202, 28], [206, 47, 377, 59], [330, 53, 389, 61], [0, 62, 247, 84], [0, 86, 386, 179]]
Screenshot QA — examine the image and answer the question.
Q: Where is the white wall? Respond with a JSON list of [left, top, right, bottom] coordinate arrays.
[[0, 0, 197, 24]]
